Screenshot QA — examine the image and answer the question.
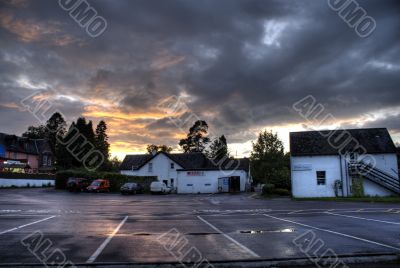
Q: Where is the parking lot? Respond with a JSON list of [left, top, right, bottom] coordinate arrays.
[[0, 188, 400, 267]]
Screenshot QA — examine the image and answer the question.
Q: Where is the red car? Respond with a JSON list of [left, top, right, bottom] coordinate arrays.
[[87, 179, 111, 193]]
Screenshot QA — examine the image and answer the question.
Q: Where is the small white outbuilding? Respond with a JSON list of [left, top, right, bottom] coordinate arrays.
[[120, 152, 251, 194], [290, 128, 400, 198]]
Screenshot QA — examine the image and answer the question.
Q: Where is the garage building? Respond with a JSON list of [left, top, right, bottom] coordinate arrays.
[[119, 152, 251, 194]]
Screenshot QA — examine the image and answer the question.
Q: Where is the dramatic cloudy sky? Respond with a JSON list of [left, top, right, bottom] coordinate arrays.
[[0, 0, 399, 159]]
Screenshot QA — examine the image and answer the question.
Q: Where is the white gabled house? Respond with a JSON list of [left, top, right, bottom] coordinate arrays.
[[119, 152, 251, 194], [290, 128, 400, 198]]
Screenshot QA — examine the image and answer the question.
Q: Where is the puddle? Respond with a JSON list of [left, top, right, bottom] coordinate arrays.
[[133, 233, 152, 236], [186, 232, 219, 236], [239, 228, 295, 234]]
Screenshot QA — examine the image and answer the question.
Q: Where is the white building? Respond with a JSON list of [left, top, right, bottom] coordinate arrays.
[[120, 152, 251, 194], [290, 128, 400, 197]]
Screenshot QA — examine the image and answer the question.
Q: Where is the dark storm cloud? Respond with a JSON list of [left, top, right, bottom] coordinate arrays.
[[0, 0, 400, 151]]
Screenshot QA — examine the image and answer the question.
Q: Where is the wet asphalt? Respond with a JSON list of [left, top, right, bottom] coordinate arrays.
[[0, 188, 400, 266]]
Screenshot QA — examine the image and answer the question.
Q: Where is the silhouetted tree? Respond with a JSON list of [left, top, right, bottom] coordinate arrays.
[[179, 120, 210, 153], [45, 112, 67, 156], [95, 120, 110, 169], [147, 144, 173, 154], [22, 125, 47, 139], [206, 135, 229, 162]]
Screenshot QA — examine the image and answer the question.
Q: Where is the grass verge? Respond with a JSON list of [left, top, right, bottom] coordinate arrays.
[[293, 196, 400, 203]]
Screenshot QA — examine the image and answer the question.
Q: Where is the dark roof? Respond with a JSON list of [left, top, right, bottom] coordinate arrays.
[[120, 152, 249, 171], [290, 128, 397, 156], [0, 133, 52, 156], [119, 154, 153, 170]]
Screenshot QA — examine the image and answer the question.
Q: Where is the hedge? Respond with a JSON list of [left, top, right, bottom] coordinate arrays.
[[55, 170, 156, 192], [262, 184, 291, 197], [0, 172, 55, 180]]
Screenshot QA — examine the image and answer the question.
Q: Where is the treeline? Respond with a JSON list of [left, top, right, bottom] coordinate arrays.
[[22, 113, 119, 171]]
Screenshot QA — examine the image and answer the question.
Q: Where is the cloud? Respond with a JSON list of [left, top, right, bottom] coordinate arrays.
[[0, 0, 400, 157]]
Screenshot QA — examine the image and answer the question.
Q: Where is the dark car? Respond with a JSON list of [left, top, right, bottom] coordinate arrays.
[[66, 177, 90, 192], [120, 183, 143, 195]]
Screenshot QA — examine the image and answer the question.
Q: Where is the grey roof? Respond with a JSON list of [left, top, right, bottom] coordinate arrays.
[[119, 154, 153, 170], [0, 133, 52, 156], [290, 128, 397, 156], [120, 152, 249, 171]]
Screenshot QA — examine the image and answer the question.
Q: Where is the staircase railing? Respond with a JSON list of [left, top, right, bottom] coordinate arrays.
[[348, 161, 400, 194]]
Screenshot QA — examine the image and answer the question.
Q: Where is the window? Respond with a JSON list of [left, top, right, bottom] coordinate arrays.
[[316, 171, 326, 185], [187, 184, 193, 186], [163, 180, 168, 186], [205, 183, 211, 186], [171, 163, 175, 169], [43, 155, 48, 166], [170, 179, 174, 187], [47, 156, 52, 166], [148, 163, 153, 172]]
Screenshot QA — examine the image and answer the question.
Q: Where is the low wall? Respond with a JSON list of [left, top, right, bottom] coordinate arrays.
[[0, 178, 55, 188]]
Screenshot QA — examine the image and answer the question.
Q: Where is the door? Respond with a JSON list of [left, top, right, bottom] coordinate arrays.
[[229, 176, 241, 193]]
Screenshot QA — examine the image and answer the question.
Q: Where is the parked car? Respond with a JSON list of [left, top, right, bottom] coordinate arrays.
[[150, 181, 171, 194], [120, 183, 143, 195], [87, 179, 110, 193], [66, 177, 90, 192]]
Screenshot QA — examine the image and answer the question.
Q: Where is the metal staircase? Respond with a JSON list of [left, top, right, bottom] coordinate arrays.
[[348, 162, 400, 195]]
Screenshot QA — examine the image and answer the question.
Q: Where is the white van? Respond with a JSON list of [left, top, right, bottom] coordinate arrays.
[[150, 181, 171, 194]]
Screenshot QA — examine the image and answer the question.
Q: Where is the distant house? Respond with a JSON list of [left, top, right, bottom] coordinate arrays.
[[290, 128, 400, 197], [120, 152, 251, 194], [0, 133, 54, 174]]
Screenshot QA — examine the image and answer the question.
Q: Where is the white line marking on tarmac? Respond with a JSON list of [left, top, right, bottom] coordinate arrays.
[[326, 212, 400, 225], [0, 216, 56, 235], [263, 214, 400, 252], [288, 210, 303, 214], [86, 216, 128, 263], [197, 216, 260, 258]]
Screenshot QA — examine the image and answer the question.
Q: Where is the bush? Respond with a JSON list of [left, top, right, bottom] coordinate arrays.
[[351, 177, 364, 197], [268, 168, 291, 190], [55, 170, 156, 192], [262, 184, 275, 195], [272, 188, 291, 196], [262, 184, 291, 197]]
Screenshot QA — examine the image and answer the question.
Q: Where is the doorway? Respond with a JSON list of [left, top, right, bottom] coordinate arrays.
[[229, 176, 241, 193]]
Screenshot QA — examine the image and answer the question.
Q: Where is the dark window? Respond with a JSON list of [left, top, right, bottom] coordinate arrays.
[[171, 163, 175, 169], [187, 184, 193, 186], [170, 179, 174, 187], [205, 183, 211, 186], [148, 163, 153, 172], [316, 171, 326, 185]]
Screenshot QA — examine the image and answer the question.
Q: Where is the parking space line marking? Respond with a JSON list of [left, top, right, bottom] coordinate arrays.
[[0, 216, 56, 235], [197, 216, 260, 258], [263, 214, 400, 252], [326, 212, 400, 225], [288, 210, 303, 214], [86, 216, 128, 263]]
